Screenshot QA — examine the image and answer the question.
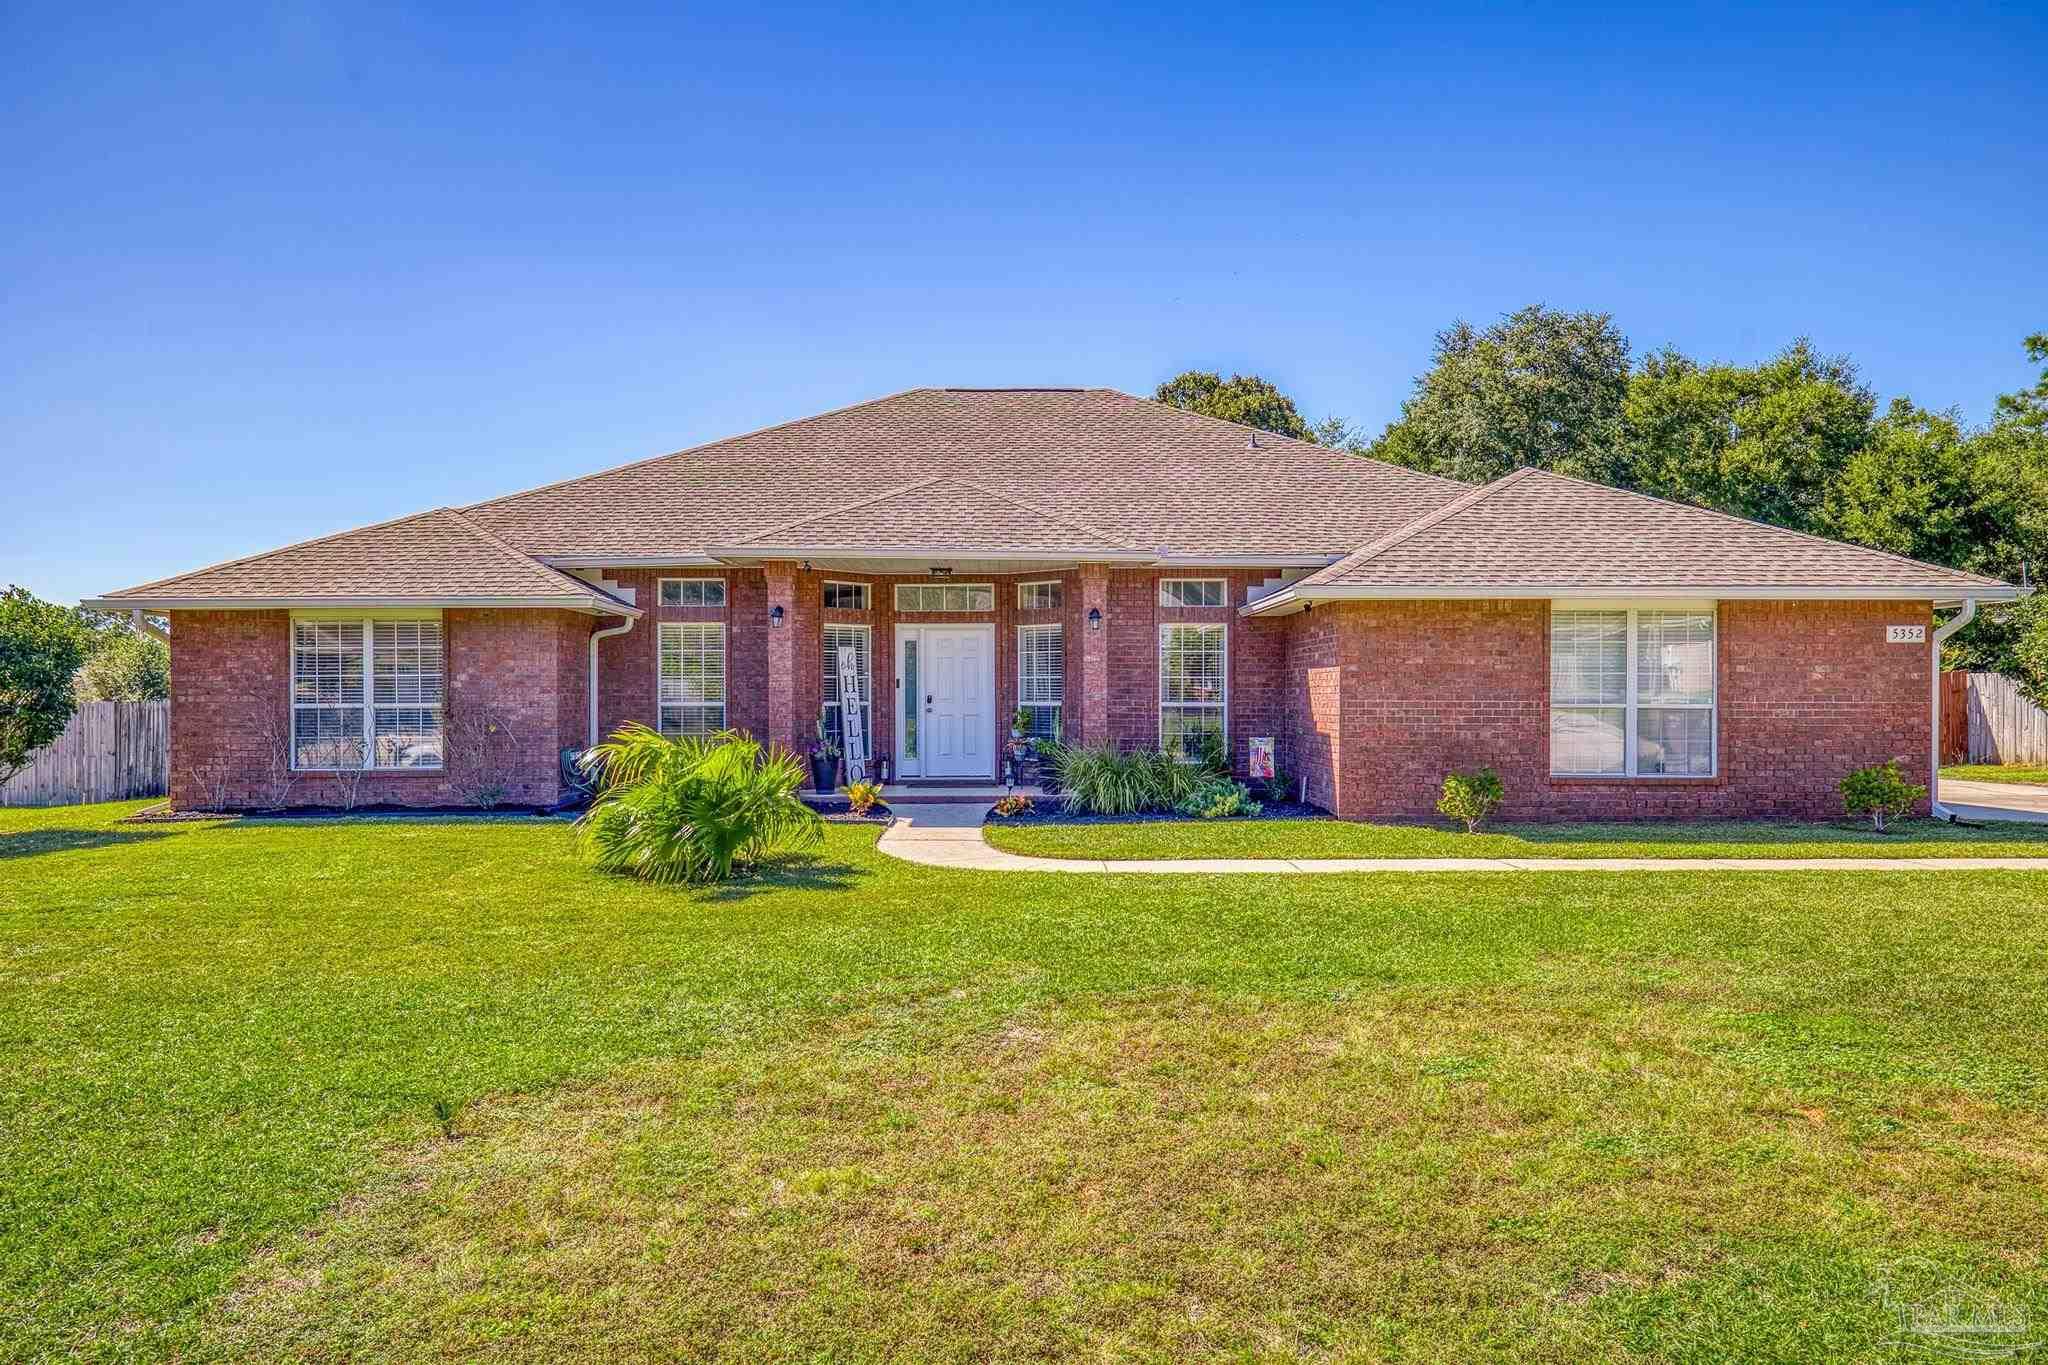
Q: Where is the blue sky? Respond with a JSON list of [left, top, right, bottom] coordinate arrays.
[[5, 1, 2045, 605]]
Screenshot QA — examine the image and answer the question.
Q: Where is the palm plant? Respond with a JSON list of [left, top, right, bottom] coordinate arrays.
[[577, 724, 822, 884]]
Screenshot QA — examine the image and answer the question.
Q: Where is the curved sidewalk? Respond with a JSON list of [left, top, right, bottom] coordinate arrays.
[[877, 805, 2048, 874]]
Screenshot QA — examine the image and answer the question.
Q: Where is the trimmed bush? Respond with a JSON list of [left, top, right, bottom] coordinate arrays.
[[1175, 778, 1263, 820], [1436, 767, 1505, 834], [1840, 760, 1926, 832], [578, 724, 822, 884]]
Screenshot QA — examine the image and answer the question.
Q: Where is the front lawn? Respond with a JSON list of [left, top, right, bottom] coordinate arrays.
[[985, 813, 2048, 861], [1945, 763, 2048, 786], [5, 801, 2048, 1361]]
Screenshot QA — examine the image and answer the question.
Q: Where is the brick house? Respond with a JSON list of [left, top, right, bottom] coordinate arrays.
[[88, 387, 2019, 820]]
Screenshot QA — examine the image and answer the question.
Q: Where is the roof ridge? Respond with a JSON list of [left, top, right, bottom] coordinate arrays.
[[731, 476, 949, 546], [1107, 389, 1474, 494], [102, 504, 467, 599], [951, 477, 1149, 553], [1512, 467, 2013, 589], [460, 388, 941, 518], [1300, 467, 1536, 586]]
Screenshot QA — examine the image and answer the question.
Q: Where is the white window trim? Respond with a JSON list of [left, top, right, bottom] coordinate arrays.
[[1017, 579, 1063, 611], [1160, 577, 1228, 609], [658, 577, 728, 608], [656, 621, 728, 735], [1017, 623, 1064, 740], [823, 579, 871, 611], [1549, 603, 1718, 779], [821, 622, 873, 745], [289, 615, 445, 772], [1158, 622, 1227, 759], [893, 582, 996, 613]]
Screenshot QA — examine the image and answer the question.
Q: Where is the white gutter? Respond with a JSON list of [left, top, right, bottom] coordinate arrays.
[[1930, 598, 1979, 820], [1241, 584, 2022, 616], [588, 615, 636, 749], [81, 595, 642, 617], [127, 608, 170, 644]]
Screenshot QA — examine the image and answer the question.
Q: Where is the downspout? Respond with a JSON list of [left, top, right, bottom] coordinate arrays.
[[1930, 598, 1977, 820], [589, 614, 635, 748], [129, 608, 170, 644]]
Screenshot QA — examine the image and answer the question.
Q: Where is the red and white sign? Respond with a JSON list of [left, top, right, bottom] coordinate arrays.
[[1248, 736, 1275, 781]]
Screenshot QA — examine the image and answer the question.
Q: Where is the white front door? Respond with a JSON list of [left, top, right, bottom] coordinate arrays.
[[898, 625, 994, 778]]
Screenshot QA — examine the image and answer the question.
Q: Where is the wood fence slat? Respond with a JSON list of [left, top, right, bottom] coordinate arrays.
[[1967, 672, 2048, 765], [0, 700, 170, 807]]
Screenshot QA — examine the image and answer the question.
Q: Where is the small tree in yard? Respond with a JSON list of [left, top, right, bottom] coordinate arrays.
[[0, 587, 95, 787], [1840, 760, 1927, 832], [1437, 767, 1505, 834]]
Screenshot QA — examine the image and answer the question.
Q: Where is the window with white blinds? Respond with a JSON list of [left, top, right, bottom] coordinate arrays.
[[1550, 607, 1715, 776], [1159, 623, 1225, 759], [291, 618, 443, 770], [1017, 624, 1064, 740], [658, 622, 726, 736], [820, 624, 871, 751]]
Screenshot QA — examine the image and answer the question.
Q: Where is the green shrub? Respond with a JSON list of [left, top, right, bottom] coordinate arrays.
[[1043, 744, 1207, 815], [1436, 767, 1505, 833], [1839, 759, 1926, 832], [577, 724, 823, 884], [1193, 729, 1231, 778], [1175, 778, 1263, 819]]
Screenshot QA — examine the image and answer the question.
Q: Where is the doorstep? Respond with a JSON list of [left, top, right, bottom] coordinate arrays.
[[803, 784, 1045, 807]]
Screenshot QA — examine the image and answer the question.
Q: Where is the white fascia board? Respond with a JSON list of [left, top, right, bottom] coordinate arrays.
[[81, 595, 643, 617], [540, 554, 723, 568], [1238, 584, 2021, 617], [704, 545, 1158, 562]]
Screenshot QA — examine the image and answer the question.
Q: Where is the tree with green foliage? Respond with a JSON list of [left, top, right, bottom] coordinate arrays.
[[74, 628, 171, 702], [1368, 305, 1633, 485], [1625, 340, 1875, 532], [1153, 371, 1313, 440], [0, 587, 97, 785]]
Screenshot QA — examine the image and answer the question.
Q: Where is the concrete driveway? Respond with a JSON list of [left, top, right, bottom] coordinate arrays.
[[1943, 779, 2048, 825]]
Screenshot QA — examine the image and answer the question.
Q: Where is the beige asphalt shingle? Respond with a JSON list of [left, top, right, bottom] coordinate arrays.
[[1296, 467, 2015, 595], [94, 507, 632, 611]]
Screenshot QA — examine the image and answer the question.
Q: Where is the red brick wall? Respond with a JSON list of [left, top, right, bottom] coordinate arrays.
[[591, 568, 769, 745], [1282, 598, 1933, 822], [167, 608, 589, 810]]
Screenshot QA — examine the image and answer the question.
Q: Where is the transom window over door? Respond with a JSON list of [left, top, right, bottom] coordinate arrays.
[[1159, 623, 1226, 760], [658, 623, 726, 735], [1550, 607, 1716, 776], [894, 583, 994, 613], [291, 618, 444, 770]]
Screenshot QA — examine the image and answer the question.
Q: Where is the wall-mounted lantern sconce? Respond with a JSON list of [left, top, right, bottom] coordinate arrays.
[[1087, 607, 1103, 631], [769, 605, 785, 628]]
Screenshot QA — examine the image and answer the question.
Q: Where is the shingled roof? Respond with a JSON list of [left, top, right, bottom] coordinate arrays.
[[1244, 467, 2018, 612], [89, 507, 637, 614]]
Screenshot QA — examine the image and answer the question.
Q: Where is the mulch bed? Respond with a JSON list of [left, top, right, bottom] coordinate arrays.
[[986, 799, 1330, 827]]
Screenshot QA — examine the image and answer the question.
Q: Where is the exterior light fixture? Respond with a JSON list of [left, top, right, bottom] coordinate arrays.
[[769, 605, 785, 627], [1087, 607, 1103, 631]]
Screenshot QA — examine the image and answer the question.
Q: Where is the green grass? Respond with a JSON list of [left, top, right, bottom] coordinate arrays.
[[4, 801, 2048, 1361], [1945, 763, 2048, 786], [986, 814, 2048, 861]]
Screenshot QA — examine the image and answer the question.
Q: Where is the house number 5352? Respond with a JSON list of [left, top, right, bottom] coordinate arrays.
[[1887, 625, 1927, 643]]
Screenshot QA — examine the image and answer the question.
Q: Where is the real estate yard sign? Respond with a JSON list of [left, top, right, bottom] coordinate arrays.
[[837, 645, 868, 780]]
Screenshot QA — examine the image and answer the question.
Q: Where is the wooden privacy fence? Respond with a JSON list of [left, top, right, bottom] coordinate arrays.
[[0, 700, 169, 807], [1953, 671, 2048, 766]]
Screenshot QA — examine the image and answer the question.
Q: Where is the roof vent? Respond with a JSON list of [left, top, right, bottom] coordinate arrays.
[[1247, 432, 1260, 450]]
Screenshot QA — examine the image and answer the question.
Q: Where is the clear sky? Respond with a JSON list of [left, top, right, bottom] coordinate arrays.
[[5, 1, 2045, 606]]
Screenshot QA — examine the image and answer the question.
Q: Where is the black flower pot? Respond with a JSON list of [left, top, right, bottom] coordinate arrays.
[[810, 756, 840, 794]]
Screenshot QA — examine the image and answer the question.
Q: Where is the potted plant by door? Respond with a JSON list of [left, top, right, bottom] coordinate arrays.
[[810, 720, 842, 794]]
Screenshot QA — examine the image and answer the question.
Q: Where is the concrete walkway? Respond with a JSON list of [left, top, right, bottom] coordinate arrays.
[[1942, 778, 2048, 825], [877, 804, 2048, 874]]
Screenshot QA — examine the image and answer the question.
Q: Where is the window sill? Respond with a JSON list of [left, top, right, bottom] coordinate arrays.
[[290, 767, 446, 776], [1549, 774, 1722, 786]]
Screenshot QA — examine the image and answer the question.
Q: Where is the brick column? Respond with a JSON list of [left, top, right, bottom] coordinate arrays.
[[1078, 563, 1111, 747], [762, 560, 801, 754]]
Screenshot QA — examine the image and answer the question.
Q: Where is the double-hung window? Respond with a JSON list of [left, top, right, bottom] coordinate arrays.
[[658, 622, 726, 735], [1159, 624, 1226, 759], [291, 618, 444, 770], [1017, 624, 1064, 740], [1550, 607, 1715, 776], [821, 624, 871, 751], [659, 578, 726, 608]]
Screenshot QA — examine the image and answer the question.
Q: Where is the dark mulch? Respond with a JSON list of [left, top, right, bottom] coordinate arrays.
[[987, 799, 1329, 827]]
